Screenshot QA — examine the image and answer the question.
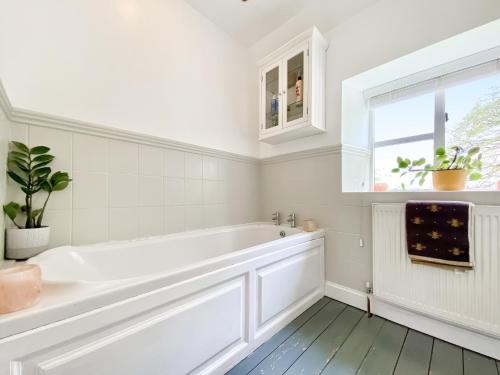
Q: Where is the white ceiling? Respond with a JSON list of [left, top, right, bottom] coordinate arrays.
[[184, 0, 379, 46]]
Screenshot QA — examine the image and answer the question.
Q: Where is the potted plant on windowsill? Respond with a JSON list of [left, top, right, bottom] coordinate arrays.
[[3, 141, 71, 260], [392, 146, 482, 191]]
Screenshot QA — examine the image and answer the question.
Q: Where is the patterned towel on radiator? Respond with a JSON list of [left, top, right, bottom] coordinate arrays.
[[405, 201, 474, 269]]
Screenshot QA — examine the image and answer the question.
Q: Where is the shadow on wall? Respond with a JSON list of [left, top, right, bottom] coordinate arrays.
[[0, 106, 10, 262]]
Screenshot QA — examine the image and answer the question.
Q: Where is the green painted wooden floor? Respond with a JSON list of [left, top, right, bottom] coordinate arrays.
[[227, 297, 500, 375]]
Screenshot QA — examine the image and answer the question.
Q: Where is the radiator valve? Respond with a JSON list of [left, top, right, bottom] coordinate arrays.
[[365, 281, 373, 294]]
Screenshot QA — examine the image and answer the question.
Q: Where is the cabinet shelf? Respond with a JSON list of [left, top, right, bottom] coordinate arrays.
[[265, 113, 279, 120], [287, 100, 303, 123], [287, 100, 303, 109]]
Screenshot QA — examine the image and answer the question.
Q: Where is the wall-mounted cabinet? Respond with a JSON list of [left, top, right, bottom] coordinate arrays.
[[258, 27, 328, 144]]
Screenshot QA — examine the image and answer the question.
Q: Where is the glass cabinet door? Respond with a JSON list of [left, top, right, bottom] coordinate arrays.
[[262, 63, 281, 132], [284, 44, 308, 127]]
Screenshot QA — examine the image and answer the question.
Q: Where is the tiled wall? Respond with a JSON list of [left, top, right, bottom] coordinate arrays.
[[8, 124, 260, 248], [8, 123, 498, 291], [0, 110, 9, 262], [260, 150, 500, 293], [260, 152, 372, 292]]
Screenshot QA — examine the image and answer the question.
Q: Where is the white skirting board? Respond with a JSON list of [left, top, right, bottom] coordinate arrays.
[[324, 281, 500, 360], [324, 281, 367, 311]]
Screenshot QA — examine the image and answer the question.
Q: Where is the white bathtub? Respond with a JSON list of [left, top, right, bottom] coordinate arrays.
[[0, 223, 325, 375]]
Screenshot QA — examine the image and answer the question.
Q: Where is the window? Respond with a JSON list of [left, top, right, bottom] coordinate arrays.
[[370, 60, 500, 191], [445, 75, 500, 189]]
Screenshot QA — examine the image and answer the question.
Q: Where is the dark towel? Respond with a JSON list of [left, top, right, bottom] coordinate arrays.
[[405, 201, 474, 268]]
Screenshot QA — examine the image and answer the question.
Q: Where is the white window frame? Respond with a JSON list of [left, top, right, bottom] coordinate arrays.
[[368, 54, 500, 190], [370, 91, 446, 190], [372, 90, 445, 152]]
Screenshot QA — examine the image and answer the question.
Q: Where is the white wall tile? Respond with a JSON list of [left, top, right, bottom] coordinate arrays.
[[73, 134, 108, 173], [5, 181, 26, 227], [72, 171, 107, 209], [203, 156, 218, 180], [0, 116, 9, 261], [164, 149, 185, 178], [218, 181, 228, 204], [203, 180, 220, 205], [165, 177, 185, 205], [109, 174, 139, 207], [139, 176, 163, 207], [203, 204, 227, 227], [185, 179, 203, 205], [7, 124, 261, 251], [32, 186, 72, 211], [10, 123, 28, 144], [185, 153, 203, 179], [109, 207, 139, 240], [164, 205, 185, 234], [73, 208, 107, 245], [139, 207, 164, 237], [43, 209, 72, 248], [29, 127, 72, 171], [218, 158, 228, 181], [108, 140, 139, 174], [185, 205, 204, 230], [140, 145, 163, 176]]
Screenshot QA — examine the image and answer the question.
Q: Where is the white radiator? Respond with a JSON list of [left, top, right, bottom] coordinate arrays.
[[372, 203, 500, 338]]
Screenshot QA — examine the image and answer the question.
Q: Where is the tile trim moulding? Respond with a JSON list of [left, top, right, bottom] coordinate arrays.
[[0, 80, 369, 165], [0, 81, 258, 164], [260, 144, 370, 165]]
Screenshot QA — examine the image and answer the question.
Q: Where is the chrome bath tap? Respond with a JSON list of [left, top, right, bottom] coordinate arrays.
[[272, 211, 280, 226], [287, 213, 296, 228]]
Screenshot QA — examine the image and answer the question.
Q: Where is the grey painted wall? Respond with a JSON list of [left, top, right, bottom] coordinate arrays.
[[260, 151, 500, 292]]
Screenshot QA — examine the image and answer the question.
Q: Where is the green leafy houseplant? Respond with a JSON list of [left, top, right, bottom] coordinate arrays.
[[391, 146, 482, 190], [3, 141, 72, 229]]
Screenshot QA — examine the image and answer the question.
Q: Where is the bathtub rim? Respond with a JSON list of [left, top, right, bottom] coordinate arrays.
[[28, 222, 308, 284]]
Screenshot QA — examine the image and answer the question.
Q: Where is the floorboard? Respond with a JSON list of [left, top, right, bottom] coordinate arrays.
[[320, 315, 384, 375], [463, 350, 498, 375], [247, 300, 346, 375], [356, 321, 407, 375], [227, 298, 330, 375], [393, 330, 433, 375], [228, 298, 500, 375], [284, 307, 363, 375], [429, 339, 463, 375]]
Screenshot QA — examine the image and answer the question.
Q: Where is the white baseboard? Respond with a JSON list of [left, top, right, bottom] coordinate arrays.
[[324, 281, 367, 311], [324, 281, 500, 360]]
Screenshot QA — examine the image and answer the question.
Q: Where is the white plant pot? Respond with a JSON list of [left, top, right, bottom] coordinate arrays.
[[5, 227, 51, 260]]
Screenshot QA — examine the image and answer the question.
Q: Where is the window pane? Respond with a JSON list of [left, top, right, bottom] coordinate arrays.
[[445, 74, 500, 189], [374, 140, 434, 191], [373, 93, 435, 143]]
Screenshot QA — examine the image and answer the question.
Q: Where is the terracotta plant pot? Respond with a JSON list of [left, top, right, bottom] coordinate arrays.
[[5, 227, 51, 260], [374, 182, 389, 192], [432, 169, 467, 191]]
